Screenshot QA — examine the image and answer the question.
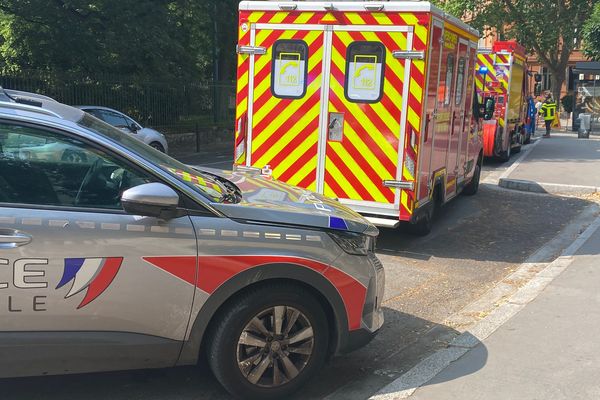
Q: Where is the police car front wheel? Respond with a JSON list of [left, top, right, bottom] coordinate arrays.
[[206, 283, 329, 399]]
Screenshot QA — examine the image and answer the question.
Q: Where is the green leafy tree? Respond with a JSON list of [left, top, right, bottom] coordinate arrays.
[[582, 2, 600, 60], [440, 0, 595, 102], [0, 0, 237, 81]]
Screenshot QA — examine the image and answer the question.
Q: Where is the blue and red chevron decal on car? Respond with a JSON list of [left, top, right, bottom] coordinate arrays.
[[56, 257, 123, 309]]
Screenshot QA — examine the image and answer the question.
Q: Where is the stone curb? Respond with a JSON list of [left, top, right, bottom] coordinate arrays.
[[498, 178, 599, 195]]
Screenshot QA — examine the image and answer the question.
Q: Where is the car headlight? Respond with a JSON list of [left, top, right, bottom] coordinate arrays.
[[328, 231, 374, 256]]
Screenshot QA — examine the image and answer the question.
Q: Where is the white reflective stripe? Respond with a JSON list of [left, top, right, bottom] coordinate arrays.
[[65, 258, 104, 298]]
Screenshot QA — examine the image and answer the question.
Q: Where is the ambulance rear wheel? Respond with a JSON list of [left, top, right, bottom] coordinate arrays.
[[409, 199, 436, 236], [206, 283, 328, 400], [499, 143, 511, 162], [462, 164, 481, 196]]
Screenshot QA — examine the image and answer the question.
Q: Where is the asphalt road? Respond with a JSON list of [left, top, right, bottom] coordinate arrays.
[[2, 141, 593, 400]]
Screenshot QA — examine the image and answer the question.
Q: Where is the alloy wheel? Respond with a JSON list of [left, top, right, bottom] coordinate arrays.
[[236, 306, 314, 388]]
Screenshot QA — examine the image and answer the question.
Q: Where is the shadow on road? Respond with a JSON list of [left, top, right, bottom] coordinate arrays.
[[375, 184, 593, 265], [0, 308, 487, 400]]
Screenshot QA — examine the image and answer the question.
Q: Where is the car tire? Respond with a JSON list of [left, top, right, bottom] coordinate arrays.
[[206, 283, 329, 400], [149, 142, 165, 152], [462, 163, 481, 196]]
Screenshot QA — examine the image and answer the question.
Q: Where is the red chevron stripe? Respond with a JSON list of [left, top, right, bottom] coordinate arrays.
[[252, 90, 321, 161], [329, 62, 399, 159], [253, 32, 322, 112], [252, 60, 322, 139], [276, 142, 318, 183], [331, 129, 396, 202], [324, 169, 349, 199], [297, 168, 317, 190], [328, 92, 397, 175], [326, 144, 378, 202]]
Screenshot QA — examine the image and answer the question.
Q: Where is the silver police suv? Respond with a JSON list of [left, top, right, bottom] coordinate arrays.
[[0, 88, 384, 399]]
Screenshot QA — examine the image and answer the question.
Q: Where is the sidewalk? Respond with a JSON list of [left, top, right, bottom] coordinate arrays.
[[499, 132, 600, 194], [407, 220, 600, 400]]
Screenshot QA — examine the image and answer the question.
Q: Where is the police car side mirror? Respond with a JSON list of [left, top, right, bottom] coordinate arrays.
[[121, 182, 180, 219]]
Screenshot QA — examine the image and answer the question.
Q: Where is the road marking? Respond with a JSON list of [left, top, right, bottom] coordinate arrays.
[[369, 206, 600, 400]]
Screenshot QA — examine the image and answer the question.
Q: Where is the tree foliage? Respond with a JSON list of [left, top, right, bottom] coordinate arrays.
[[582, 2, 600, 60], [0, 1, 239, 82], [439, 0, 595, 101]]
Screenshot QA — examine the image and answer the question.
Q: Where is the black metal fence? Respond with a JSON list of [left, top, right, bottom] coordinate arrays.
[[0, 71, 236, 135]]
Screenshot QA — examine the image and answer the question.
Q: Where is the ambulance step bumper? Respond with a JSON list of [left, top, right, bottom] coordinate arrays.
[[365, 217, 400, 229]]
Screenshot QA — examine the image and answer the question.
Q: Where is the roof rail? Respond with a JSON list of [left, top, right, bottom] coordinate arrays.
[[0, 100, 62, 119]]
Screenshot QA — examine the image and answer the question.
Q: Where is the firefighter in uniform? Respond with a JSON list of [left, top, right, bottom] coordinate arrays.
[[540, 94, 557, 137]]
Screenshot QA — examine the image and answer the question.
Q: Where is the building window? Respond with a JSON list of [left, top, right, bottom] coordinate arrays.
[[541, 67, 552, 91]]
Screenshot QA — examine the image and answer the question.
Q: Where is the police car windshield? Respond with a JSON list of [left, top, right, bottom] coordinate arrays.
[[77, 113, 226, 202]]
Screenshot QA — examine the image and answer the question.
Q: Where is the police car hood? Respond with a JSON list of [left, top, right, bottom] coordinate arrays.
[[196, 167, 377, 235]]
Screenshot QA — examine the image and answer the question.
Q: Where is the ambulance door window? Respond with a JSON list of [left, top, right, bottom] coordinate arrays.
[[455, 58, 466, 106], [444, 54, 455, 106], [271, 40, 308, 99], [344, 42, 385, 103]]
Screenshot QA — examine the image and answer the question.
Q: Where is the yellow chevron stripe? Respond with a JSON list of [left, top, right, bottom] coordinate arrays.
[[248, 12, 265, 23], [401, 190, 411, 212], [285, 154, 318, 187], [252, 78, 321, 145], [346, 12, 366, 25], [329, 76, 399, 162], [324, 155, 362, 199], [252, 83, 320, 149], [328, 143, 391, 203], [236, 98, 247, 120], [338, 112, 396, 181], [237, 70, 248, 93], [407, 106, 420, 132], [328, 80, 398, 164], [267, 12, 289, 24], [332, 32, 403, 132], [255, 100, 321, 167], [253, 30, 322, 104], [293, 12, 314, 24], [373, 12, 393, 25], [409, 76, 422, 101], [401, 13, 428, 46]]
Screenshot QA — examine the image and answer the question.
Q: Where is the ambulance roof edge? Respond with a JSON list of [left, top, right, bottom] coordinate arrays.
[[238, 1, 480, 38]]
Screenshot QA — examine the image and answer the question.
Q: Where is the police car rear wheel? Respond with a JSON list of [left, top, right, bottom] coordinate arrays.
[[207, 283, 329, 399]]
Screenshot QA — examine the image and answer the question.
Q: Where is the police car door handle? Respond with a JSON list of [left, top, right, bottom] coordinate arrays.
[[0, 231, 32, 247]]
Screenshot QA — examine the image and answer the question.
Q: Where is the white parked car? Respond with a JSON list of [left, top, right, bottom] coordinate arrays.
[[77, 106, 169, 153]]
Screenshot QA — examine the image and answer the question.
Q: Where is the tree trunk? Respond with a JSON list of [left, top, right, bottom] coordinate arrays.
[[549, 67, 565, 109]]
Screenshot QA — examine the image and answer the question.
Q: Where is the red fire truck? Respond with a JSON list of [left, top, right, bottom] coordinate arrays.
[[234, 1, 484, 234], [475, 40, 531, 161]]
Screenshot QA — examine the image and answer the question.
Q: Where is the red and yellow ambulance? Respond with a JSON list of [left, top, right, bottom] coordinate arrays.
[[234, 1, 483, 234], [475, 40, 530, 161]]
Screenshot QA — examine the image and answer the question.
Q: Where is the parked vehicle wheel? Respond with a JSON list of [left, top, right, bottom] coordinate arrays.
[[149, 141, 165, 152], [523, 131, 531, 144], [462, 163, 481, 196], [499, 141, 511, 162], [206, 283, 329, 400], [409, 194, 437, 236]]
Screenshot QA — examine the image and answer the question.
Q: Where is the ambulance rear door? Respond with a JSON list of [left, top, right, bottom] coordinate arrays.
[[242, 20, 327, 191], [318, 24, 413, 217]]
